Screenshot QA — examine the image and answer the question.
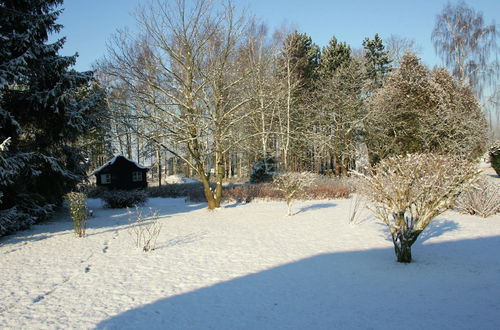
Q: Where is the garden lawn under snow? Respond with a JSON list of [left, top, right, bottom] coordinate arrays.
[[1, 197, 500, 329]]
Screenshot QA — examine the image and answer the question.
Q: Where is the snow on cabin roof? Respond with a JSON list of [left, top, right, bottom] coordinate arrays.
[[91, 155, 148, 175]]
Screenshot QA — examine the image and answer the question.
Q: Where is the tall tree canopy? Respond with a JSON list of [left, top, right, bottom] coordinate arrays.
[[101, 0, 251, 209], [0, 0, 105, 235], [363, 33, 392, 90], [319, 36, 351, 77], [366, 53, 487, 164]]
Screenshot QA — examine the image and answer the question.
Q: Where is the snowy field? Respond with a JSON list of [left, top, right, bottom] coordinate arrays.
[[1, 195, 500, 329]]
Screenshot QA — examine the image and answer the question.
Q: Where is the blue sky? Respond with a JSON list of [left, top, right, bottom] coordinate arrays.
[[54, 0, 499, 72]]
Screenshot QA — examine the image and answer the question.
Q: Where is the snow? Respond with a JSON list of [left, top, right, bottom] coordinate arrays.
[[91, 155, 148, 175], [164, 174, 200, 184], [1, 197, 500, 329]]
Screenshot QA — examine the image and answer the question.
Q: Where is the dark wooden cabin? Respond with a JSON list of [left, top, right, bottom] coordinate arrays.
[[93, 155, 149, 190]]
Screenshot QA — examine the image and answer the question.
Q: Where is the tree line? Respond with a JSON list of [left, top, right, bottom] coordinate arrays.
[[97, 0, 489, 208], [0, 0, 495, 232]]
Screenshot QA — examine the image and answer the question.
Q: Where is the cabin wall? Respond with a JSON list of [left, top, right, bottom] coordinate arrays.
[[95, 157, 148, 190]]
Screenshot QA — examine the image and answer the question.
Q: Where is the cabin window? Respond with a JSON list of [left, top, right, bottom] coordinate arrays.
[[101, 173, 111, 184], [132, 171, 142, 182]]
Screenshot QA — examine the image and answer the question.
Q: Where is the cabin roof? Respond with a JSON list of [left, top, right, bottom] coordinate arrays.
[[92, 155, 148, 175]]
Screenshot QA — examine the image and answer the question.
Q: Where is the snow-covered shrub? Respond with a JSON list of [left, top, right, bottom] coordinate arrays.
[[250, 157, 278, 183], [357, 153, 479, 263], [101, 190, 147, 208], [347, 194, 366, 225], [490, 141, 500, 176], [0, 198, 54, 237], [456, 178, 500, 218], [128, 207, 162, 252], [274, 172, 315, 216], [0, 207, 36, 237], [65, 192, 88, 237]]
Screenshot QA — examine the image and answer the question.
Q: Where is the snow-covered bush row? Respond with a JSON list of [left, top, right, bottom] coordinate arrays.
[[357, 153, 479, 263], [101, 190, 148, 209], [223, 183, 281, 203], [147, 183, 206, 201]]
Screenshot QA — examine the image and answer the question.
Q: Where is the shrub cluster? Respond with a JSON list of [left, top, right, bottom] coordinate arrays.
[[147, 183, 207, 201], [223, 183, 282, 202], [303, 184, 350, 199], [222, 179, 351, 203], [101, 190, 148, 208], [456, 178, 500, 218]]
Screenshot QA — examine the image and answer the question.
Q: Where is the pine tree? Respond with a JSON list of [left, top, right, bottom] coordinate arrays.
[[320, 36, 351, 77], [363, 33, 392, 89], [277, 31, 320, 170], [279, 31, 320, 90], [0, 0, 105, 235]]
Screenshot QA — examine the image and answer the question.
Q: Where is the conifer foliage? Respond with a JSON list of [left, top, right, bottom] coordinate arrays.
[[0, 0, 105, 236]]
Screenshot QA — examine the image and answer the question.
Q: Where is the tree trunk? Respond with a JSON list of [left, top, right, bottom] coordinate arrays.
[[392, 226, 422, 263], [199, 172, 217, 210], [214, 149, 224, 208], [156, 146, 162, 186], [393, 239, 412, 263]]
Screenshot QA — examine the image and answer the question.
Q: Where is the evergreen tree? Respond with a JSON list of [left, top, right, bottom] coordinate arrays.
[[277, 31, 320, 170], [363, 33, 392, 89], [320, 36, 351, 77], [279, 31, 320, 89], [366, 53, 487, 164], [0, 0, 105, 235]]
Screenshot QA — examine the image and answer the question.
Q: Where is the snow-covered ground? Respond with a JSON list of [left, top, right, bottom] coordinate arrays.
[[1, 196, 500, 329], [164, 174, 200, 184]]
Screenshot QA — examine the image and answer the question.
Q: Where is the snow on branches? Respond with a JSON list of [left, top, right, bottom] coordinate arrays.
[[356, 153, 479, 262], [274, 172, 315, 216]]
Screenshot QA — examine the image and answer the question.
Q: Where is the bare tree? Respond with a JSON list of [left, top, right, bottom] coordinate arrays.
[[385, 34, 420, 66], [432, 1, 497, 91], [236, 22, 280, 166], [102, 0, 251, 209]]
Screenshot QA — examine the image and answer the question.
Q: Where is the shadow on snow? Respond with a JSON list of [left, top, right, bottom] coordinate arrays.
[[96, 236, 500, 330], [0, 198, 206, 246]]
